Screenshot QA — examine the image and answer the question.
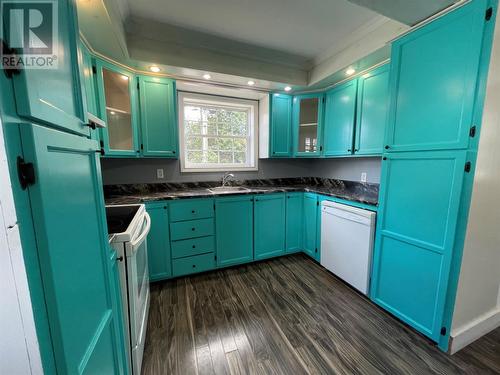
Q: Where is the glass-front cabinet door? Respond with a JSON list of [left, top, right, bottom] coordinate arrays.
[[293, 94, 324, 156], [96, 60, 140, 156]]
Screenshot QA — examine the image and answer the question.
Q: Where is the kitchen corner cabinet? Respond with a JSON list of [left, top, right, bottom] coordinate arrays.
[[354, 63, 389, 155], [138, 76, 178, 157], [215, 195, 254, 267], [145, 203, 172, 281], [323, 80, 358, 156], [303, 193, 319, 259], [285, 193, 303, 253], [293, 93, 324, 157], [96, 60, 140, 157], [254, 194, 286, 260], [270, 94, 293, 157]]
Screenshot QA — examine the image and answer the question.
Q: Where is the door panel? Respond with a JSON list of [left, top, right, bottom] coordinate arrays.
[[145, 203, 172, 281], [294, 94, 324, 157], [285, 193, 303, 253], [303, 193, 318, 259], [385, 0, 488, 151], [254, 194, 286, 260], [323, 80, 357, 156], [215, 196, 253, 267], [270, 94, 292, 157], [139, 76, 178, 157], [355, 64, 389, 155], [20, 124, 123, 374], [371, 150, 467, 341]]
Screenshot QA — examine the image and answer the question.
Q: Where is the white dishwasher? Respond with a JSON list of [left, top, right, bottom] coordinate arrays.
[[320, 201, 376, 295]]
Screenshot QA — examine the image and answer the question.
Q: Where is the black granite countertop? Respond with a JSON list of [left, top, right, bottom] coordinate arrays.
[[104, 178, 379, 207]]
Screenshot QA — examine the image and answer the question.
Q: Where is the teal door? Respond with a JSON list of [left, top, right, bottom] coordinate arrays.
[[96, 59, 140, 157], [6, 0, 89, 137], [385, 0, 488, 152], [355, 64, 389, 155], [303, 193, 318, 259], [215, 195, 254, 267], [371, 151, 467, 341], [138, 76, 178, 157], [20, 124, 124, 374], [254, 193, 286, 260], [294, 94, 324, 157], [285, 193, 303, 253], [270, 94, 293, 157], [323, 80, 358, 156], [146, 202, 172, 281], [79, 43, 99, 119]]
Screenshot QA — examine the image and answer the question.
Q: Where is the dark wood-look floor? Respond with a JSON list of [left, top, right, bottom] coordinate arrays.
[[142, 254, 500, 375]]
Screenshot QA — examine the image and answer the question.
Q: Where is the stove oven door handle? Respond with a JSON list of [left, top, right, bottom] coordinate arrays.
[[130, 212, 151, 249]]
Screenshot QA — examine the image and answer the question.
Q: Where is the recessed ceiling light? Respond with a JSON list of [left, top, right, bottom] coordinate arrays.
[[346, 68, 356, 76], [149, 66, 161, 73], [247, 80, 255, 86], [203, 73, 211, 80], [284, 86, 292, 92], [121, 75, 129, 81]]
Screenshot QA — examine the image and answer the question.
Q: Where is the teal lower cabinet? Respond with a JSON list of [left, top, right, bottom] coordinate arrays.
[[285, 193, 303, 253], [303, 193, 319, 260], [254, 193, 286, 260], [215, 195, 254, 267], [370, 151, 467, 342], [172, 253, 215, 277], [145, 203, 172, 281]]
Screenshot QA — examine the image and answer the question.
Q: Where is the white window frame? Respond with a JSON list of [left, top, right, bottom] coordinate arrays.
[[178, 92, 259, 172]]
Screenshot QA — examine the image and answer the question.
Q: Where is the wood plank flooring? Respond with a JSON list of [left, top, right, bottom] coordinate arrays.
[[142, 254, 500, 375]]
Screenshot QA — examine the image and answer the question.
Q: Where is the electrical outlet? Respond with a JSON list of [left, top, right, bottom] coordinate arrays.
[[156, 168, 164, 179], [361, 172, 367, 183]]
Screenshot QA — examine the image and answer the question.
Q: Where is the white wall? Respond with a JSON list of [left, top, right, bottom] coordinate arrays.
[[450, 20, 500, 353]]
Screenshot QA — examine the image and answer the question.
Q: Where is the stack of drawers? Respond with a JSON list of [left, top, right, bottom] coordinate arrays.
[[169, 199, 216, 277]]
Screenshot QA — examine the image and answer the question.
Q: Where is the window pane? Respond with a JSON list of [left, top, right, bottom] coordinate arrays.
[[219, 152, 233, 163], [233, 138, 247, 152], [207, 137, 219, 151], [234, 152, 246, 164], [186, 121, 202, 135], [217, 123, 232, 136], [185, 106, 201, 121], [207, 151, 219, 163], [218, 138, 233, 151], [186, 136, 202, 150], [187, 151, 203, 163]]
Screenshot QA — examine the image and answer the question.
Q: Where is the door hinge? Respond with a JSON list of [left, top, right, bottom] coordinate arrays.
[[469, 126, 477, 138], [1, 39, 21, 78], [17, 157, 35, 190], [315, 248, 318, 253], [464, 161, 472, 173], [214, 255, 217, 261], [440, 327, 447, 336], [92, 65, 97, 75], [486, 7, 493, 21]]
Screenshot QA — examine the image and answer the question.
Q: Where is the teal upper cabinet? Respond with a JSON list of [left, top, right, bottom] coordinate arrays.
[[138, 75, 178, 157], [355, 64, 390, 155], [293, 94, 324, 157], [385, 0, 488, 152], [145, 203, 172, 281], [270, 94, 293, 157], [323, 80, 358, 156], [285, 193, 303, 253], [303, 193, 318, 259], [96, 60, 140, 157], [79, 43, 99, 119], [254, 194, 286, 260], [8, 0, 89, 137], [215, 195, 254, 267]]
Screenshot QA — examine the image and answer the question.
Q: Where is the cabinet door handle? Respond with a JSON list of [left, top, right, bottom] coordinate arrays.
[[192, 264, 196, 268], [192, 245, 196, 248], [191, 227, 195, 231], [191, 210, 195, 214]]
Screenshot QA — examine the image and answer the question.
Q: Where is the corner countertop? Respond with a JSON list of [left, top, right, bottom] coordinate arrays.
[[104, 178, 379, 208]]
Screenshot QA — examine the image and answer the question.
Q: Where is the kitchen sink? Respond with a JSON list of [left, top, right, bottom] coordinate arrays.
[[208, 186, 250, 194]]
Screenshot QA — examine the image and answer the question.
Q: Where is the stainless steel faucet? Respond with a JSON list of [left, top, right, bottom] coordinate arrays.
[[221, 172, 235, 187]]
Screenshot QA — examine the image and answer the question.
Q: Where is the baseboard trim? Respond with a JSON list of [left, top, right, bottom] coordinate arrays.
[[450, 307, 500, 354]]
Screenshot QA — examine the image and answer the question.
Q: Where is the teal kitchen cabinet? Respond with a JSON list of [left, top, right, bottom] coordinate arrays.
[[254, 193, 286, 260], [270, 94, 293, 157], [323, 80, 358, 157], [145, 203, 172, 281], [371, 151, 467, 342], [354, 63, 390, 155], [285, 192, 303, 253], [8, 0, 90, 137], [303, 193, 319, 259], [293, 93, 325, 157], [80, 43, 99, 119], [19, 124, 125, 374], [96, 59, 140, 157], [384, 0, 488, 152], [215, 195, 254, 267], [138, 75, 178, 157]]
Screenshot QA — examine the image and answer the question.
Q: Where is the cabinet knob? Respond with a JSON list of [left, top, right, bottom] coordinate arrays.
[[385, 145, 390, 149], [192, 264, 196, 268], [192, 245, 196, 248], [191, 227, 195, 231], [191, 210, 195, 214], [347, 149, 352, 152]]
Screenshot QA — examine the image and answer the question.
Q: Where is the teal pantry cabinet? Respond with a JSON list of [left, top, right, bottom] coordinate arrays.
[[254, 193, 286, 260], [145, 203, 172, 281], [285, 192, 303, 253], [270, 94, 293, 157], [303, 193, 319, 260], [215, 195, 254, 267], [293, 93, 325, 157]]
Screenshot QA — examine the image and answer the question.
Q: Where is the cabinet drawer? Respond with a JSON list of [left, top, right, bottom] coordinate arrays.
[[172, 253, 215, 277], [170, 199, 214, 222], [170, 218, 214, 241], [171, 236, 215, 259]]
